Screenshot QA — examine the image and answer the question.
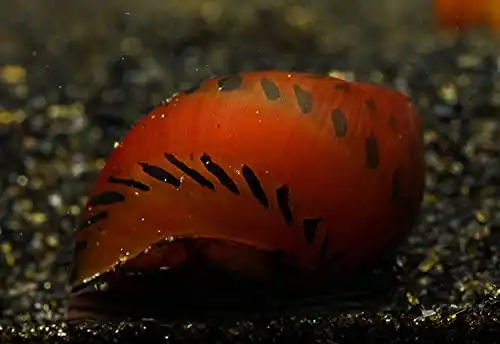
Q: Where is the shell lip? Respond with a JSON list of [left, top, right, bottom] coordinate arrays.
[[70, 235, 286, 292], [69, 232, 404, 321], [66, 257, 399, 322]]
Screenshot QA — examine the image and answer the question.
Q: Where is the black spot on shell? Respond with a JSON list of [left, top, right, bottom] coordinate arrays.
[[218, 75, 243, 92], [241, 165, 269, 208], [165, 153, 215, 190], [292, 84, 313, 114], [139, 162, 181, 188], [365, 135, 380, 169], [331, 108, 348, 138], [276, 185, 293, 224], [108, 176, 151, 191], [88, 191, 125, 207], [303, 217, 322, 244], [200, 153, 240, 195], [391, 168, 402, 201], [260, 78, 281, 101], [364, 98, 377, 113]]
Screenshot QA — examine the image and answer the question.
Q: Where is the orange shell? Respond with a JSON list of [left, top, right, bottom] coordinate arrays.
[[71, 70, 425, 290]]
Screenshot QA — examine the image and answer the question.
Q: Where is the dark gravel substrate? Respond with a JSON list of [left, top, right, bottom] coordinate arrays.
[[1, 3, 500, 343]]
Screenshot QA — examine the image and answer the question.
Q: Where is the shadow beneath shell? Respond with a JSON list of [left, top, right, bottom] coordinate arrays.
[[67, 257, 401, 322]]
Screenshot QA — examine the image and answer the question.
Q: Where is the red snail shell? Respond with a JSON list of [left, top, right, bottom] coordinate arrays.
[[67, 70, 425, 320]]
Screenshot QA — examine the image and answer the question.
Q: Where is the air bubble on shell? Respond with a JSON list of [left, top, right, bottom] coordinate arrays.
[[82, 272, 102, 286], [162, 92, 180, 105], [119, 252, 130, 263]]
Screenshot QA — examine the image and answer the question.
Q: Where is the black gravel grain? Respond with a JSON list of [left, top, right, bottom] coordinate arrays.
[[1, 2, 500, 343]]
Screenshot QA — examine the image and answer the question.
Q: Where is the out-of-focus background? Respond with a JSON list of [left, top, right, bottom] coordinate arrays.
[[0, 0, 441, 75], [1, 0, 500, 343]]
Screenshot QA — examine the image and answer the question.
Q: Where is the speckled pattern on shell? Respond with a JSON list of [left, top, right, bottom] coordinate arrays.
[[1, 1, 500, 343]]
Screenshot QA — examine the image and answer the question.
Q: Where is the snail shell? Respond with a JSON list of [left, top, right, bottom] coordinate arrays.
[[68, 70, 425, 320]]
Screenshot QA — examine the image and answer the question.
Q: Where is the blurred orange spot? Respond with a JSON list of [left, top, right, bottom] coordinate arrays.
[[434, 0, 500, 32]]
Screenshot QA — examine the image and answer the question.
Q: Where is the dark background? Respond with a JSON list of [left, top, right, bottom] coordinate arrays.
[[1, 0, 500, 343]]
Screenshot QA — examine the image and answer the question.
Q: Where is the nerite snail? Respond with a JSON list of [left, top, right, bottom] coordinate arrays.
[[67, 70, 425, 320]]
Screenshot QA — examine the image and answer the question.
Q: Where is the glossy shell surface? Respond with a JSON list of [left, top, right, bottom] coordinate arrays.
[[71, 70, 425, 290]]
